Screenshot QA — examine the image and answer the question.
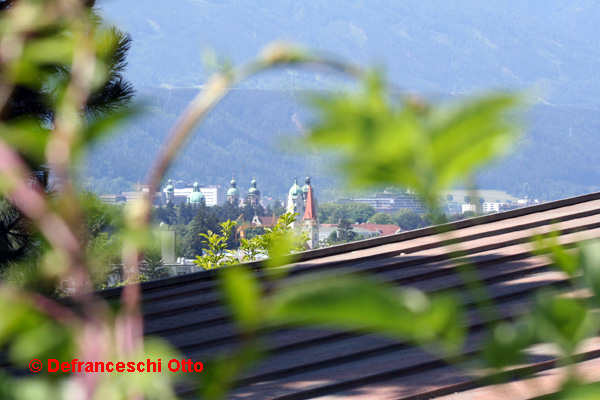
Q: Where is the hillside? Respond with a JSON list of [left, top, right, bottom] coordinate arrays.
[[99, 0, 600, 108], [84, 1, 600, 202], [82, 87, 600, 201]]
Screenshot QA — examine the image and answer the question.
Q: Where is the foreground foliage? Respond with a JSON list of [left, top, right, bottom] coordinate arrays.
[[193, 212, 308, 270], [0, 1, 598, 399]]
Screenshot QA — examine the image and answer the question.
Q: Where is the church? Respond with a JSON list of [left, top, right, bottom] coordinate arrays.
[[226, 175, 320, 249]]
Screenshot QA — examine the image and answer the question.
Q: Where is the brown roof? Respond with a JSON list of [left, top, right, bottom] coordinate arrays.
[[98, 191, 600, 399], [352, 223, 401, 236], [255, 216, 277, 226]]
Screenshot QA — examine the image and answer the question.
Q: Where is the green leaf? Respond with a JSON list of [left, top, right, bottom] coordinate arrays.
[[481, 320, 534, 370], [220, 266, 261, 331], [197, 344, 261, 400], [560, 381, 600, 400], [267, 274, 464, 352], [579, 241, 600, 302], [533, 292, 596, 355], [307, 73, 522, 207]]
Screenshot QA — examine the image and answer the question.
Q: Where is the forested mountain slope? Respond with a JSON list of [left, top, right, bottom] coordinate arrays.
[[86, 1, 600, 201], [83, 87, 600, 201], [100, 0, 600, 108]]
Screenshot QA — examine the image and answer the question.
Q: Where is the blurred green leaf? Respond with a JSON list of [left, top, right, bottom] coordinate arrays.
[[533, 231, 580, 277], [220, 266, 261, 331], [22, 36, 74, 66], [481, 320, 535, 370], [578, 241, 600, 302], [533, 292, 596, 355], [560, 381, 600, 400], [0, 121, 50, 166], [267, 274, 464, 352], [82, 104, 139, 145], [308, 73, 522, 206], [197, 344, 262, 400]]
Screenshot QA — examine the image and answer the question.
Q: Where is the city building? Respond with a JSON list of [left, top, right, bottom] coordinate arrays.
[[462, 203, 477, 213], [161, 182, 223, 206], [346, 191, 426, 214], [483, 202, 501, 213]]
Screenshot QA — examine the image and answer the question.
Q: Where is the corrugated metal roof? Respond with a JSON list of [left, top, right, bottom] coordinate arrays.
[[100, 192, 600, 399]]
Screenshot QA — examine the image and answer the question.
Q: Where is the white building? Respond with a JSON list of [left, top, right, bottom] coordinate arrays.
[[162, 183, 223, 206], [462, 203, 477, 213], [483, 202, 501, 213]]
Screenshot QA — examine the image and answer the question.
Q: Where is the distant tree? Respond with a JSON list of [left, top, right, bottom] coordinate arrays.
[[478, 197, 485, 204], [464, 195, 471, 204], [273, 200, 287, 217], [155, 203, 177, 226], [396, 211, 426, 231], [176, 203, 195, 225], [370, 213, 394, 225], [142, 246, 169, 280], [346, 203, 376, 223], [255, 205, 266, 217], [180, 203, 220, 258], [213, 201, 242, 224], [446, 194, 454, 201], [318, 203, 343, 223], [334, 219, 357, 243]]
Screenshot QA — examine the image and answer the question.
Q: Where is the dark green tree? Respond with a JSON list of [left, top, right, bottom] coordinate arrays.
[[332, 218, 357, 244], [155, 203, 177, 226], [0, 0, 134, 271], [370, 212, 394, 225], [272, 200, 287, 217], [213, 201, 242, 223], [180, 203, 220, 258], [142, 247, 169, 280], [396, 211, 427, 231], [176, 203, 195, 225]]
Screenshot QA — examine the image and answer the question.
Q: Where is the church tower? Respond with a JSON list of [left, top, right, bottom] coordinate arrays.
[[187, 181, 205, 205], [302, 185, 319, 249], [165, 179, 175, 204], [227, 176, 240, 206], [302, 176, 311, 207], [247, 176, 261, 206], [287, 176, 304, 224]]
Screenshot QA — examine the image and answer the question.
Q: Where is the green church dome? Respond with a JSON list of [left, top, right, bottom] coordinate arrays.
[[187, 191, 205, 204], [227, 178, 239, 196], [166, 179, 174, 192], [302, 176, 311, 193], [248, 177, 260, 195], [289, 177, 302, 197], [188, 181, 205, 204]]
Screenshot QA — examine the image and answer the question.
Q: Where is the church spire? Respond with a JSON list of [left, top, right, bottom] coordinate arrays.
[[302, 185, 319, 249], [302, 185, 317, 222]]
